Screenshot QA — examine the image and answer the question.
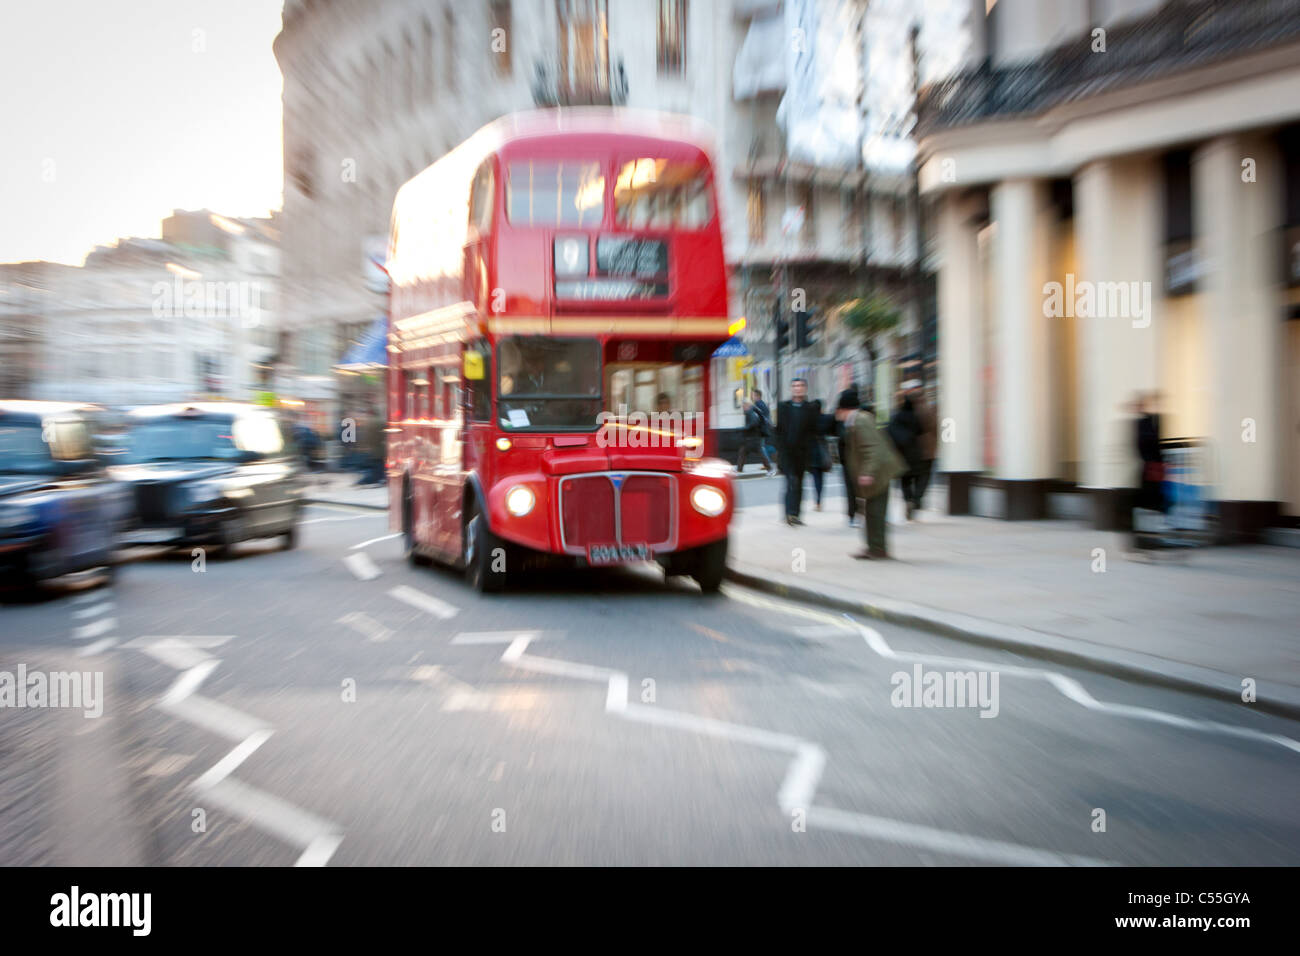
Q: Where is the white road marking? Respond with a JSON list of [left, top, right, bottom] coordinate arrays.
[[203, 777, 343, 866], [295, 834, 345, 868], [194, 729, 274, 790], [78, 637, 118, 657], [160, 660, 219, 705], [350, 532, 401, 550], [453, 630, 546, 645], [808, 805, 1109, 867], [73, 617, 116, 640], [130, 636, 345, 864], [70, 590, 105, 606], [777, 744, 827, 814], [727, 586, 1300, 758], [338, 611, 392, 643], [300, 513, 385, 525], [127, 635, 233, 650], [161, 695, 271, 743], [343, 552, 381, 581], [388, 585, 459, 620], [72, 601, 114, 619], [456, 627, 1119, 867]]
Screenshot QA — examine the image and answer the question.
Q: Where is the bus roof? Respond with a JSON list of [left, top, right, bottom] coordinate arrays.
[[395, 108, 717, 207]]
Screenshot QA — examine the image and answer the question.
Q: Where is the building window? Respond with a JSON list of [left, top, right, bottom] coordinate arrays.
[[490, 0, 512, 76], [747, 181, 765, 242], [658, 0, 687, 74], [557, 0, 610, 102]]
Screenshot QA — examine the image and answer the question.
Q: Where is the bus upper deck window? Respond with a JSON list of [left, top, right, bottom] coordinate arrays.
[[507, 160, 604, 227], [614, 159, 712, 229]]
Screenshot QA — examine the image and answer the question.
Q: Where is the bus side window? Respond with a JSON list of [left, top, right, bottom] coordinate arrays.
[[465, 340, 492, 422]]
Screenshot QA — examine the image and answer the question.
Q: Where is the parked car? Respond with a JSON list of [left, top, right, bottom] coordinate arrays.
[[110, 403, 304, 555], [0, 401, 120, 589]]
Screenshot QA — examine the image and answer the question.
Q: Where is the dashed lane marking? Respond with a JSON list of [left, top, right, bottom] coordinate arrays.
[[73, 617, 116, 640], [343, 552, 381, 581], [78, 637, 118, 657], [388, 585, 459, 620]]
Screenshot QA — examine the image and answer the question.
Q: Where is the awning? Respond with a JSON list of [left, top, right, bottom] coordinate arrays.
[[712, 336, 749, 358], [336, 316, 388, 371]]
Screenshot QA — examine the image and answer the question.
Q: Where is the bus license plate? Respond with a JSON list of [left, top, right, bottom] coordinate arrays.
[[587, 543, 651, 566]]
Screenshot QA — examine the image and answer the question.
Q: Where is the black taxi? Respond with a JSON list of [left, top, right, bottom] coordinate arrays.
[[110, 403, 304, 555]]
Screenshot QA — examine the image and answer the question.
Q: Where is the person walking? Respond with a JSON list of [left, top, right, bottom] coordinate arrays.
[[774, 378, 822, 526], [887, 388, 922, 520], [842, 398, 906, 559], [808, 404, 833, 511], [1131, 391, 1167, 551], [834, 387, 861, 525], [897, 380, 936, 519], [735, 391, 775, 475]]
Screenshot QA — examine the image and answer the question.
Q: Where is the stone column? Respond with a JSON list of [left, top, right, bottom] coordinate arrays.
[[990, 178, 1053, 518], [1193, 135, 1284, 540], [1073, 157, 1162, 529], [936, 191, 984, 513]]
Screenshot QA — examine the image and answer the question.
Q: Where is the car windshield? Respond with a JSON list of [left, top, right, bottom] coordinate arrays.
[[0, 420, 92, 475], [497, 336, 602, 431], [120, 418, 244, 463]]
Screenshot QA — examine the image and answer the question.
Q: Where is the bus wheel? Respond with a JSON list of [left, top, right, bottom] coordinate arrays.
[[691, 537, 728, 594], [464, 509, 507, 593]]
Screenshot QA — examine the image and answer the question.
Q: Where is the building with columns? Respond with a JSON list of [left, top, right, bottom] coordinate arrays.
[[918, 0, 1300, 540]]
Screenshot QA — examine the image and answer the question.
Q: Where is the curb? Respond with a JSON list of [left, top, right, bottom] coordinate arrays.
[[724, 564, 1300, 721]]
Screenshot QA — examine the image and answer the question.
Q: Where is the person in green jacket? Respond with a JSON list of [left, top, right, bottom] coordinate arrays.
[[838, 392, 906, 559]]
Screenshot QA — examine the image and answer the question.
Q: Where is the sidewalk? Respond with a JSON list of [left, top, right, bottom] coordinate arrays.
[[302, 472, 388, 510], [727, 487, 1300, 716]]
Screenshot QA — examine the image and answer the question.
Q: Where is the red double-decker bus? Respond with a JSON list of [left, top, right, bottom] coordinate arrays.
[[385, 109, 737, 592]]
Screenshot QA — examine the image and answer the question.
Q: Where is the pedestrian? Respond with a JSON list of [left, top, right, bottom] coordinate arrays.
[[842, 398, 906, 559], [835, 386, 861, 525], [355, 405, 385, 487], [1131, 391, 1167, 550], [887, 387, 922, 520], [897, 380, 936, 519], [735, 395, 775, 475], [774, 378, 822, 526], [808, 403, 833, 511]]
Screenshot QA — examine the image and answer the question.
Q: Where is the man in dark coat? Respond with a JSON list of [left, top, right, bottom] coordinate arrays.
[[774, 378, 822, 525], [835, 386, 861, 525], [896, 380, 937, 519]]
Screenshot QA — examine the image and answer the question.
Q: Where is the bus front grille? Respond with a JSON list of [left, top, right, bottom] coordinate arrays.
[[559, 473, 675, 554]]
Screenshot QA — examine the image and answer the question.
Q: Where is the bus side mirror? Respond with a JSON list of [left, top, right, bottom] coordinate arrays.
[[464, 351, 485, 381]]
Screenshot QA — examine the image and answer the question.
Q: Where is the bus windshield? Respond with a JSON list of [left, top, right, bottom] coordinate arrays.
[[497, 336, 602, 431]]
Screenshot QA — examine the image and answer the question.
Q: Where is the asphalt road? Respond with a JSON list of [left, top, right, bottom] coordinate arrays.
[[2, 499, 1297, 866]]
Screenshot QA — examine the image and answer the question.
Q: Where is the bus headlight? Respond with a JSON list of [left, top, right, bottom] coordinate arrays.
[[505, 485, 536, 517], [690, 486, 727, 517]]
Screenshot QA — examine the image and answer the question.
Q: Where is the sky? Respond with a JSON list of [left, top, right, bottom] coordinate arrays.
[[0, 0, 285, 265]]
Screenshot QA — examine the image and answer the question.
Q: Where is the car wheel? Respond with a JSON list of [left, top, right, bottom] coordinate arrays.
[[691, 537, 728, 594], [281, 522, 298, 550], [216, 518, 240, 559], [464, 508, 507, 593]]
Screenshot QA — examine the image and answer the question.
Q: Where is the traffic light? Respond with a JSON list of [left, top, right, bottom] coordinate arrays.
[[795, 308, 819, 351], [776, 316, 790, 352]]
